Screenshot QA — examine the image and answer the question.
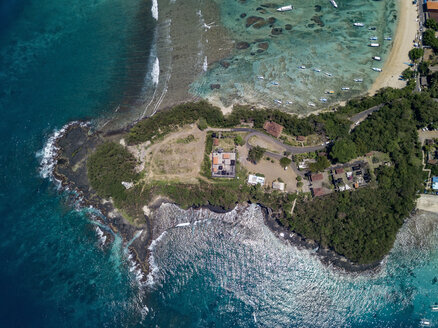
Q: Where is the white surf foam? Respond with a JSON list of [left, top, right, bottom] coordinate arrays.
[[151, 57, 159, 85], [37, 121, 88, 185], [151, 0, 158, 20], [146, 231, 168, 286], [176, 222, 190, 227], [203, 56, 208, 72]]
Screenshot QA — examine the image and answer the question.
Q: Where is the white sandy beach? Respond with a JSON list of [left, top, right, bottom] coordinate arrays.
[[368, 0, 419, 94]]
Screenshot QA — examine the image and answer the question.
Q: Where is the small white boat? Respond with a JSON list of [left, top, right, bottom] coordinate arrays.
[[313, 68, 321, 72], [277, 5, 293, 12], [354, 78, 363, 82], [271, 81, 279, 85], [431, 304, 438, 311], [308, 102, 316, 107], [330, 0, 338, 8], [369, 36, 378, 41], [320, 98, 327, 102], [274, 99, 282, 104], [369, 43, 380, 47], [384, 37, 392, 41], [299, 65, 306, 69], [372, 56, 381, 61], [341, 87, 350, 90], [420, 319, 431, 326], [325, 72, 333, 77], [368, 26, 376, 30], [257, 76, 265, 80], [325, 90, 335, 94], [286, 101, 293, 104], [353, 22, 364, 27], [372, 67, 382, 72]]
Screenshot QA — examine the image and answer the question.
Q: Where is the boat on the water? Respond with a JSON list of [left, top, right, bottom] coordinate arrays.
[[368, 26, 377, 30], [308, 102, 316, 107], [354, 78, 363, 82], [369, 43, 380, 47], [274, 99, 282, 104], [431, 304, 438, 311], [299, 65, 306, 69], [330, 0, 338, 8], [325, 72, 333, 77], [257, 76, 265, 80], [341, 87, 350, 90], [320, 98, 327, 102], [353, 22, 364, 27], [420, 319, 431, 326], [384, 37, 392, 41], [372, 56, 381, 61], [286, 101, 293, 105], [277, 5, 293, 12], [313, 68, 321, 72], [369, 36, 378, 41], [271, 81, 279, 85], [372, 67, 382, 72], [325, 90, 335, 94]]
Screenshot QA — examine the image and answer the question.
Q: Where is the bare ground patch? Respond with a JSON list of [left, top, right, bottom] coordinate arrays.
[[238, 145, 298, 193], [128, 124, 206, 183]]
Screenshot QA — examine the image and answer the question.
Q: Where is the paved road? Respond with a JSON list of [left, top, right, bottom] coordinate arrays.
[[349, 104, 383, 123], [232, 128, 327, 154]]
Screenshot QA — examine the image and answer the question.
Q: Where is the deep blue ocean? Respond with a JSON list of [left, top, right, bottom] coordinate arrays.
[[2, 0, 438, 327]]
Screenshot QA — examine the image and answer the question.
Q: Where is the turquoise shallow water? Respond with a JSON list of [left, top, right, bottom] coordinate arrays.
[[190, 0, 398, 113], [2, 0, 438, 327]]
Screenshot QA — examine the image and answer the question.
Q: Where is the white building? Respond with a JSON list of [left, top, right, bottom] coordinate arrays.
[[272, 181, 285, 191], [248, 174, 265, 186]]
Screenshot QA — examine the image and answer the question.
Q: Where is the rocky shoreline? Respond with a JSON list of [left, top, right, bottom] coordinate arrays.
[[51, 121, 385, 278]]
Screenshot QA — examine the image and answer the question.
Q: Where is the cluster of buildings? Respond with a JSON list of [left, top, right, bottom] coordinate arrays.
[[247, 174, 285, 191], [308, 162, 371, 197]]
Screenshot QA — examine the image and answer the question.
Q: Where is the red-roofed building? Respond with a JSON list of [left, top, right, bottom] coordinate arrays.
[[213, 138, 219, 146], [335, 168, 344, 175], [427, 0, 438, 21], [311, 187, 326, 197], [263, 121, 284, 138], [297, 136, 305, 142], [311, 173, 323, 181]]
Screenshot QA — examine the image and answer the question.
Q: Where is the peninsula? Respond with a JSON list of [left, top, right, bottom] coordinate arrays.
[[52, 0, 438, 276]]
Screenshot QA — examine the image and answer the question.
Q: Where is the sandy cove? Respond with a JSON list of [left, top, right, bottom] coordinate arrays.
[[368, 0, 419, 94]]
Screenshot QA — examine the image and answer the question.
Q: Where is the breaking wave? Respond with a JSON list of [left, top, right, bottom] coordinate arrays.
[[36, 121, 88, 184], [151, 57, 159, 85], [151, 0, 158, 21]]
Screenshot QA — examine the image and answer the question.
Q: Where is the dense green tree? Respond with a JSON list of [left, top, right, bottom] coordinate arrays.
[[426, 18, 438, 31], [401, 68, 416, 80], [87, 142, 138, 203], [309, 156, 331, 172], [280, 157, 292, 168], [409, 48, 424, 62], [418, 62, 430, 76], [423, 29, 438, 52], [330, 139, 357, 163], [248, 146, 265, 164]]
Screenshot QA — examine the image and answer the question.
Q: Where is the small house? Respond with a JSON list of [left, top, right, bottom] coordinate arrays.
[[311, 187, 326, 197], [263, 121, 284, 138], [310, 173, 323, 181], [272, 181, 285, 191], [248, 174, 265, 186]]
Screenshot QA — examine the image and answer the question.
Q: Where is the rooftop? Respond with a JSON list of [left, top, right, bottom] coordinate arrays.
[[311, 173, 324, 181], [263, 121, 284, 138], [428, 0, 438, 10]]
